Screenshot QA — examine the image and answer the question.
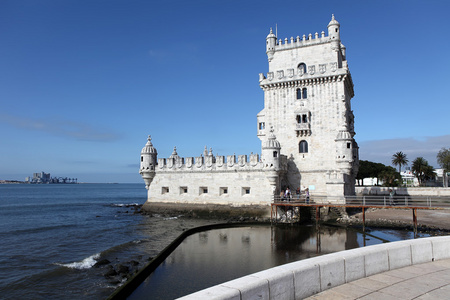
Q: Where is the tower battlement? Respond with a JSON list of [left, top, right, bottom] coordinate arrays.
[[275, 31, 329, 51]]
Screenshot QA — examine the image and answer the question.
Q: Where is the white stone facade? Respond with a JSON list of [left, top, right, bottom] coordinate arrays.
[[258, 14, 358, 200], [140, 15, 358, 207]]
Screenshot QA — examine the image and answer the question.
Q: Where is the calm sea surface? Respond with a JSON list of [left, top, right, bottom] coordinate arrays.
[[0, 184, 434, 299]]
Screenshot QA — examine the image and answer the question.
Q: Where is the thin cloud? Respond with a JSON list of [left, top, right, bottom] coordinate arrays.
[[0, 114, 122, 142], [359, 135, 450, 168]]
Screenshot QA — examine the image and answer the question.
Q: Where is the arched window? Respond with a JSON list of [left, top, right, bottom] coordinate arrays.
[[302, 88, 307, 99], [298, 63, 306, 75], [296, 88, 302, 99], [299, 140, 308, 153]]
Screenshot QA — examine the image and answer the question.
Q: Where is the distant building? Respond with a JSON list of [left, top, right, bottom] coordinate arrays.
[[140, 15, 359, 209], [26, 172, 77, 184], [30, 172, 51, 184]]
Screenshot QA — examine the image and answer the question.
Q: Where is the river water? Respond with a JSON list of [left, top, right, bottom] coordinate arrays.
[[0, 183, 434, 299]]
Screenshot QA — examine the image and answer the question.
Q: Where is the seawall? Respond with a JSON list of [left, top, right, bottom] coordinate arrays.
[[178, 235, 450, 299]]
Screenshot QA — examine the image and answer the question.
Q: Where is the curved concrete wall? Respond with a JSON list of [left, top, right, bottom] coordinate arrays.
[[177, 236, 450, 300]]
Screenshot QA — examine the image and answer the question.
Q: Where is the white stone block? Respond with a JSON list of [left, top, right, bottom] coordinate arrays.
[[387, 240, 412, 269], [410, 239, 433, 264], [251, 266, 295, 300], [282, 259, 321, 299], [221, 275, 269, 300], [362, 245, 389, 276], [176, 285, 240, 300], [317, 253, 346, 290], [340, 248, 366, 282], [431, 236, 450, 260]]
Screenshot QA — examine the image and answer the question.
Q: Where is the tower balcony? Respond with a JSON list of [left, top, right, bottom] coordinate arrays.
[[296, 123, 310, 131]]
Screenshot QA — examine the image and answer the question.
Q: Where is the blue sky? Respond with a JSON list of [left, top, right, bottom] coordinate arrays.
[[1, 0, 449, 183]]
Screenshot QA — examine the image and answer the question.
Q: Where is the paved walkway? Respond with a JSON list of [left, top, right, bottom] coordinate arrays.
[[306, 258, 450, 300]]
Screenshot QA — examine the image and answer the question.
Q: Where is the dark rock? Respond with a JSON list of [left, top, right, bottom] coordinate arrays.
[[116, 264, 129, 274], [108, 279, 121, 285], [104, 266, 118, 278], [94, 259, 111, 267], [130, 260, 139, 266]]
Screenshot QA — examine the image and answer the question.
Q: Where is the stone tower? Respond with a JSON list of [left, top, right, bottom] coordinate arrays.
[[257, 15, 359, 200], [140, 135, 157, 189]]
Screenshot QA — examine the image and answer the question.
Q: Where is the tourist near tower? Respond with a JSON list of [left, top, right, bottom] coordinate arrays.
[[139, 15, 358, 213]]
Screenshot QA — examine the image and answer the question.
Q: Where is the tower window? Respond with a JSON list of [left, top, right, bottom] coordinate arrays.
[[296, 88, 307, 100], [273, 151, 278, 158], [220, 187, 228, 195], [298, 63, 306, 75], [299, 140, 308, 153], [347, 142, 351, 149], [296, 114, 309, 123], [259, 122, 265, 130], [242, 187, 251, 195], [141, 156, 143, 162]]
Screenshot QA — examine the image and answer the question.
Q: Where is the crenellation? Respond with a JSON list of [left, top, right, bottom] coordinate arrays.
[[154, 150, 269, 172]]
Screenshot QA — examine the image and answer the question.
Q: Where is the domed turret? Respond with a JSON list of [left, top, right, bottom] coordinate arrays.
[[335, 128, 354, 164], [140, 135, 157, 189], [327, 14, 341, 49], [266, 28, 277, 62], [261, 127, 281, 169]]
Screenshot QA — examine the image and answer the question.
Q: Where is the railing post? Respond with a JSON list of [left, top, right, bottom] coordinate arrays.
[[383, 196, 386, 206], [363, 196, 365, 206]]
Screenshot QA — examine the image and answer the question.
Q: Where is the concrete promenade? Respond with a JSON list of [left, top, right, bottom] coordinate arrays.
[[307, 258, 450, 299], [178, 235, 450, 300]]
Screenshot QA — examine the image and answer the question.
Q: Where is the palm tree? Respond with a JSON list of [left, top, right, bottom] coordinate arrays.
[[392, 151, 408, 173], [411, 157, 435, 186]]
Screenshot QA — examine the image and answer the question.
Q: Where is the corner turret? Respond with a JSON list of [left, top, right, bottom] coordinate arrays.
[[327, 14, 340, 49], [140, 135, 157, 189], [266, 28, 277, 62], [261, 127, 281, 170]]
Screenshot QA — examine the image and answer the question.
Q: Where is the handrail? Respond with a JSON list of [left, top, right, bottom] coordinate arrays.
[[272, 195, 450, 209]]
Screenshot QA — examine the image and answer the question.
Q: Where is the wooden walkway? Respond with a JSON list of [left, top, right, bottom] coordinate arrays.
[[271, 195, 450, 232]]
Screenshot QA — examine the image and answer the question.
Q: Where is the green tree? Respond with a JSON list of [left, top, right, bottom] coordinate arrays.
[[411, 157, 436, 186], [391, 151, 408, 173], [379, 166, 402, 187], [437, 148, 450, 187], [356, 160, 400, 186]]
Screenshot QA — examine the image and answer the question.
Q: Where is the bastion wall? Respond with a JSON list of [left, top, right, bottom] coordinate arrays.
[[178, 235, 450, 300]]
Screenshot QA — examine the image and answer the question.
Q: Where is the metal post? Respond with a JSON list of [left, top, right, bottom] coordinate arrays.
[[413, 208, 417, 234], [362, 207, 366, 231], [316, 206, 320, 223]]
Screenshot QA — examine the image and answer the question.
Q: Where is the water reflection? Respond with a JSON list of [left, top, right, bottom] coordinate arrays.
[[129, 224, 427, 300]]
